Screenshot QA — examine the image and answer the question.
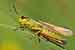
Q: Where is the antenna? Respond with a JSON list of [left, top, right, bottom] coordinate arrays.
[[9, 0, 19, 21]]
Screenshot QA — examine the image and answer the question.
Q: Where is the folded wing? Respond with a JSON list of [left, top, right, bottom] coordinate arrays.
[[38, 20, 73, 37]]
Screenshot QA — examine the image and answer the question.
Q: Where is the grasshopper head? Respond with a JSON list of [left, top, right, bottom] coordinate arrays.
[[21, 16, 29, 19], [19, 16, 29, 25]]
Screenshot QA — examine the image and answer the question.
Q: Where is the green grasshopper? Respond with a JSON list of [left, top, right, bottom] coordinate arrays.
[[16, 16, 73, 49]]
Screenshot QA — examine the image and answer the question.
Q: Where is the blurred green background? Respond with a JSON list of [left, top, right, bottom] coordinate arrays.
[[0, 0, 75, 50]]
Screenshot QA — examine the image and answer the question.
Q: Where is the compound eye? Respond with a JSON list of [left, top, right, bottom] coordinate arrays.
[[21, 16, 29, 19]]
